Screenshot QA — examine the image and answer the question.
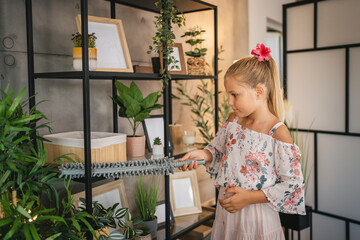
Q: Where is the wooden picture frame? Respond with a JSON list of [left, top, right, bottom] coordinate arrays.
[[76, 15, 133, 72], [142, 115, 174, 152], [160, 43, 186, 75], [155, 200, 175, 227], [72, 179, 129, 210], [170, 171, 202, 217]]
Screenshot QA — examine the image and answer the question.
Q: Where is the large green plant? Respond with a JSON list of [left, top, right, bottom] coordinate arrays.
[[148, 0, 185, 86], [134, 176, 159, 221], [112, 81, 162, 137], [0, 86, 95, 239]]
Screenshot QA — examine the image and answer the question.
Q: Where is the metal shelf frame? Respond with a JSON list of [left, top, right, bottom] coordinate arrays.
[[25, 0, 218, 239]]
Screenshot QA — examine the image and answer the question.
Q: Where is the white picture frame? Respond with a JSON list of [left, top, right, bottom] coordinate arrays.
[[142, 115, 174, 152], [72, 179, 129, 211], [170, 171, 202, 217], [76, 15, 133, 72], [155, 200, 175, 227]]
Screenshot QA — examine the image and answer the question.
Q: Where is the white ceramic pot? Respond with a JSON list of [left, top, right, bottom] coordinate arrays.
[[152, 144, 164, 156]]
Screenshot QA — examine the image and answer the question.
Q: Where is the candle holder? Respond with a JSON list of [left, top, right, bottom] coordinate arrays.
[[182, 130, 196, 146]]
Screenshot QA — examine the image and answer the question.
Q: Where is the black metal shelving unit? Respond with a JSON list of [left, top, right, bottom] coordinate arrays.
[[25, 0, 218, 239]]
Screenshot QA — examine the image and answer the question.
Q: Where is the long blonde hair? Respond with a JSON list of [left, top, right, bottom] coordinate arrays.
[[225, 56, 285, 121]]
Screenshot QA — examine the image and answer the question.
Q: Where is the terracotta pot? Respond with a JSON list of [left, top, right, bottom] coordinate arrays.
[[187, 57, 206, 75], [126, 135, 145, 157], [73, 47, 97, 71]]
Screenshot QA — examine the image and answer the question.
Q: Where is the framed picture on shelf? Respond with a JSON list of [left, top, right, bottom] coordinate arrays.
[[142, 115, 174, 152], [160, 43, 186, 75], [76, 15, 133, 72], [170, 170, 202, 217], [155, 200, 175, 227], [72, 179, 129, 210]]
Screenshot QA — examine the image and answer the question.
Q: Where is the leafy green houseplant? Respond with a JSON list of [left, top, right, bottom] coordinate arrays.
[[72, 32, 97, 71], [148, 0, 185, 86], [111, 81, 162, 157], [181, 26, 207, 75], [134, 176, 159, 239], [0, 86, 96, 239]]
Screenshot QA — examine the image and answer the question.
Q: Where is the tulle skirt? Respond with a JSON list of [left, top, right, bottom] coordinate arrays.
[[211, 187, 285, 240]]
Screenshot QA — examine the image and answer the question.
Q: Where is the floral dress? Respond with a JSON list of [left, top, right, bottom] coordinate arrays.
[[205, 116, 305, 240]]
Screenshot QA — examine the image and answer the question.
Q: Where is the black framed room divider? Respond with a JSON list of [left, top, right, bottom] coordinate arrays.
[[283, 0, 360, 239]]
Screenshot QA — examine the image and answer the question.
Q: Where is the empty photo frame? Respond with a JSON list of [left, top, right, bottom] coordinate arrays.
[[76, 15, 133, 72], [72, 179, 129, 210], [155, 200, 175, 227], [170, 171, 202, 217], [160, 43, 186, 75], [142, 115, 174, 152]]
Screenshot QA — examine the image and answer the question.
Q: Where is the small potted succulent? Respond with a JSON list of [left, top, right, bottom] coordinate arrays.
[[111, 81, 162, 157], [152, 137, 163, 156], [72, 32, 97, 71], [134, 176, 159, 239], [181, 26, 207, 75]]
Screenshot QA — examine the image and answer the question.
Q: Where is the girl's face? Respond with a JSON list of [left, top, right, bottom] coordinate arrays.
[[224, 76, 259, 118]]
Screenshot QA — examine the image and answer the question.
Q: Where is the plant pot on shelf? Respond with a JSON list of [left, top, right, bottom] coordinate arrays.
[[136, 217, 158, 239], [73, 47, 97, 71], [127, 135, 146, 158], [135, 233, 152, 240], [279, 205, 312, 231], [152, 144, 164, 156], [151, 57, 160, 73], [187, 57, 206, 75]]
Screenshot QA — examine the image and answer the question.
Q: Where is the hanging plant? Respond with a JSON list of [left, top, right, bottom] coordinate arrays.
[[148, 0, 185, 87]]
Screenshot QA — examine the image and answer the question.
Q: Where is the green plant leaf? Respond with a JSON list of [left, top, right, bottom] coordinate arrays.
[[29, 223, 41, 240], [45, 233, 62, 240], [17, 205, 32, 218], [4, 219, 22, 240], [0, 217, 12, 227], [6, 88, 25, 118], [129, 81, 143, 102], [141, 92, 161, 109]]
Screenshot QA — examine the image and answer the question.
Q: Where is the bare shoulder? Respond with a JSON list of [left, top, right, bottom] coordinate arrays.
[[272, 124, 294, 144], [227, 112, 237, 122]]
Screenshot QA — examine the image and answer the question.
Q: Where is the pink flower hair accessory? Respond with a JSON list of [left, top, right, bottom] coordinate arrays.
[[251, 43, 271, 62]]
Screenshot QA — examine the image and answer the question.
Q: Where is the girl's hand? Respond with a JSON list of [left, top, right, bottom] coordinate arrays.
[[178, 149, 212, 171], [218, 187, 251, 213]]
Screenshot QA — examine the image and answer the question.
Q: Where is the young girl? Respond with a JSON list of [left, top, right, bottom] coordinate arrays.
[[179, 44, 305, 240]]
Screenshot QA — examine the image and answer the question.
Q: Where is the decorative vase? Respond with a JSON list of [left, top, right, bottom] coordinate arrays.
[[126, 135, 146, 158], [73, 47, 97, 71], [187, 57, 206, 75], [152, 144, 163, 156], [137, 217, 158, 239]]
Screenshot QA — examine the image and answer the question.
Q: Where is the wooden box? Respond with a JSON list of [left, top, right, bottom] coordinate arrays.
[[43, 131, 127, 165]]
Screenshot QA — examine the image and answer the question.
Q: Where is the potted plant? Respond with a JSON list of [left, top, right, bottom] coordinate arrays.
[[147, 0, 185, 85], [111, 81, 162, 157], [0, 86, 96, 239], [181, 26, 207, 75], [152, 137, 164, 156], [72, 32, 97, 71], [115, 207, 151, 240], [134, 176, 159, 239]]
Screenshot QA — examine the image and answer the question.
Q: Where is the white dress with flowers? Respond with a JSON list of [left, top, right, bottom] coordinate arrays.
[[205, 116, 305, 240]]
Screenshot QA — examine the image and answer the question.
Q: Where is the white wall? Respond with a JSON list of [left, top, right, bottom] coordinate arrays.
[[248, 0, 294, 52]]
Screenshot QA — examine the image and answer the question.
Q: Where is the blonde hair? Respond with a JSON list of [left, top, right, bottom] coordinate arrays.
[[225, 56, 285, 121]]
